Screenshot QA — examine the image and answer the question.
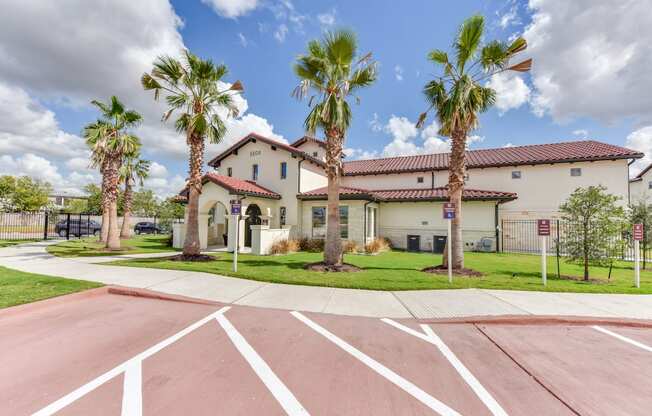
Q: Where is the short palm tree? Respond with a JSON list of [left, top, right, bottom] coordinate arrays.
[[293, 30, 377, 268], [417, 15, 531, 269], [142, 50, 243, 258], [84, 96, 142, 250], [119, 156, 150, 238]]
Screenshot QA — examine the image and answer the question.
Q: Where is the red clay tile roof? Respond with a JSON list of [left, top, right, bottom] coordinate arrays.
[[290, 136, 326, 149], [343, 140, 643, 176], [203, 173, 281, 199], [298, 186, 516, 202], [207, 133, 325, 168]]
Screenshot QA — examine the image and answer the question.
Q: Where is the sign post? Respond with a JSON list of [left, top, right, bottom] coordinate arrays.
[[633, 223, 644, 288], [537, 219, 551, 286], [443, 202, 456, 284], [230, 200, 242, 272]]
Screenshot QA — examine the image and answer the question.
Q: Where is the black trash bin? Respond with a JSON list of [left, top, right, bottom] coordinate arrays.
[[433, 235, 447, 253], [407, 235, 421, 252]]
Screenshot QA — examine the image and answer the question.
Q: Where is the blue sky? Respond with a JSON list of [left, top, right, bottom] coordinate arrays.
[[1, 0, 651, 196]]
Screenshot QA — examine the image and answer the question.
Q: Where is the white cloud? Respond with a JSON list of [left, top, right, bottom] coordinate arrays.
[[149, 162, 169, 178], [369, 113, 383, 132], [343, 147, 379, 161], [626, 126, 652, 174], [524, 0, 652, 123], [498, 5, 520, 28], [572, 129, 589, 138], [65, 157, 92, 172], [368, 115, 484, 158], [201, 0, 260, 18], [144, 174, 187, 197], [504, 142, 515, 148], [394, 65, 404, 82], [274, 24, 288, 42], [238, 32, 248, 47], [486, 72, 530, 114], [317, 9, 336, 26]]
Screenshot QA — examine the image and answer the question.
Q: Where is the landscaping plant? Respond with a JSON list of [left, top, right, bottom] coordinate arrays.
[[559, 185, 625, 281], [417, 15, 531, 269], [142, 51, 243, 259], [293, 30, 377, 269]]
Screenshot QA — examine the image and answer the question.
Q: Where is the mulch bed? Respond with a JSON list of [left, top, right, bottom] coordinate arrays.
[[422, 265, 483, 277], [304, 262, 362, 273], [166, 254, 217, 262]]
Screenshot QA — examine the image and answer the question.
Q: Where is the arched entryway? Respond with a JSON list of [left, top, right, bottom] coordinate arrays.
[[244, 204, 262, 247]]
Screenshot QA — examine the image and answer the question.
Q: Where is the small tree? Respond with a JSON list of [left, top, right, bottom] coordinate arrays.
[[559, 186, 624, 280], [0, 175, 52, 211]]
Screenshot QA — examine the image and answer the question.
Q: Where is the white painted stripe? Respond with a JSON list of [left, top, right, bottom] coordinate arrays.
[[592, 325, 652, 353], [32, 306, 231, 416], [382, 319, 508, 416], [215, 313, 310, 416], [291, 311, 461, 416], [121, 360, 142, 416]]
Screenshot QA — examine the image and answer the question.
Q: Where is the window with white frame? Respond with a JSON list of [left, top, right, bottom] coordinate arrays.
[[311, 206, 349, 239], [227, 167, 232, 177], [511, 170, 522, 179], [252, 164, 259, 181], [570, 167, 582, 177], [280, 162, 287, 179], [417, 176, 424, 183]]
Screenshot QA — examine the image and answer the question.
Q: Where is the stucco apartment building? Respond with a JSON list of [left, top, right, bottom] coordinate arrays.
[[176, 133, 642, 253], [629, 163, 652, 203]]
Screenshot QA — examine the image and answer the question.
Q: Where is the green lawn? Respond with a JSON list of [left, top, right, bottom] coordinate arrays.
[[0, 239, 38, 248], [108, 250, 652, 293], [0, 266, 102, 308], [46, 235, 177, 257]]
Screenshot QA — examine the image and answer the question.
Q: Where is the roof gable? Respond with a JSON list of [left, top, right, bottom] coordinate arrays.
[[207, 133, 325, 168]]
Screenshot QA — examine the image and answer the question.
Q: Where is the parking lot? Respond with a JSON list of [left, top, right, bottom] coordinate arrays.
[[2, 288, 652, 415]]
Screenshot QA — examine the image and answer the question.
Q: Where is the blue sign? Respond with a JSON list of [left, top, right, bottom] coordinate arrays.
[[230, 201, 241, 215], [443, 202, 455, 219]]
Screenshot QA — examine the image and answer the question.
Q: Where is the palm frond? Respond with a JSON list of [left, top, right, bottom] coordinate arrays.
[[455, 15, 484, 72]]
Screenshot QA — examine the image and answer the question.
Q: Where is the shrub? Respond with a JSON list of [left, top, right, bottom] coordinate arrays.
[[342, 240, 360, 253], [365, 237, 391, 254], [269, 238, 300, 255], [297, 237, 325, 252]]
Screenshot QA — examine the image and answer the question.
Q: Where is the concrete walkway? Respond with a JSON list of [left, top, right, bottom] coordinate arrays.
[[3, 241, 652, 319]]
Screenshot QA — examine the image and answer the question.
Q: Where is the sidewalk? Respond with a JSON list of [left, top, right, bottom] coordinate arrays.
[[3, 241, 652, 319]]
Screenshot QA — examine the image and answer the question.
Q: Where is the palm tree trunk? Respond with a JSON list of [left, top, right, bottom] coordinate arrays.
[[183, 134, 204, 257], [105, 158, 121, 250], [444, 128, 467, 269], [323, 131, 343, 266], [100, 163, 110, 243], [120, 180, 133, 239]]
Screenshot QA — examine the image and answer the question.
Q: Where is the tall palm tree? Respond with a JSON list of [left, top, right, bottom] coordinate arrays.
[[417, 15, 531, 269], [84, 96, 142, 250], [293, 30, 377, 268], [141, 50, 243, 258], [119, 156, 150, 238]]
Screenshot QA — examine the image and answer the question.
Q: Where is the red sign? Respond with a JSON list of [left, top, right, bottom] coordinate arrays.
[[443, 203, 456, 219], [537, 219, 551, 236], [633, 223, 644, 241]]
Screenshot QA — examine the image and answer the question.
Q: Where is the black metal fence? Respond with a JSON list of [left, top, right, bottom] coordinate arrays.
[[0, 211, 96, 241], [500, 219, 647, 263]]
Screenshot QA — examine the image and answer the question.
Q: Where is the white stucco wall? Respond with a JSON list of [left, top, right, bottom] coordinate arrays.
[[629, 166, 652, 204], [378, 201, 497, 251], [343, 171, 433, 190], [215, 139, 326, 231], [296, 142, 325, 161]]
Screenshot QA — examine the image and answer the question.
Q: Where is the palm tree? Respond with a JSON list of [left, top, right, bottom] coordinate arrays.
[[417, 15, 531, 269], [141, 50, 243, 258], [293, 30, 377, 268], [119, 156, 150, 238], [84, 96, 142, 250]]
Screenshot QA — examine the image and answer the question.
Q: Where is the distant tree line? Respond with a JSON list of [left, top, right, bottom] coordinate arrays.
[[0, 175, 52, 211]]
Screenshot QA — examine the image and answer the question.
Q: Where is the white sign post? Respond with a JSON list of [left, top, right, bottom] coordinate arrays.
[[633, 223, 644, 288], [230, 200, 242, 273], [443, 203, 455, 284], [537, 220, 550, 287]]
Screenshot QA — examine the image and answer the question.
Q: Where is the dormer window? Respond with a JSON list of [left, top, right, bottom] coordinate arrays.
[[252, 164, 259, 181]]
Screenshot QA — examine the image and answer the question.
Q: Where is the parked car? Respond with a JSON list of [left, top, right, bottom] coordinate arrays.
[[55, 219, 101, 237], [134, 222, 162, 235]]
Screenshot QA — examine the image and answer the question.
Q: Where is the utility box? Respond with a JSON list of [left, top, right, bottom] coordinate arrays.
[[432, 235, 447, 254], [407, 235, 421, 252]]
